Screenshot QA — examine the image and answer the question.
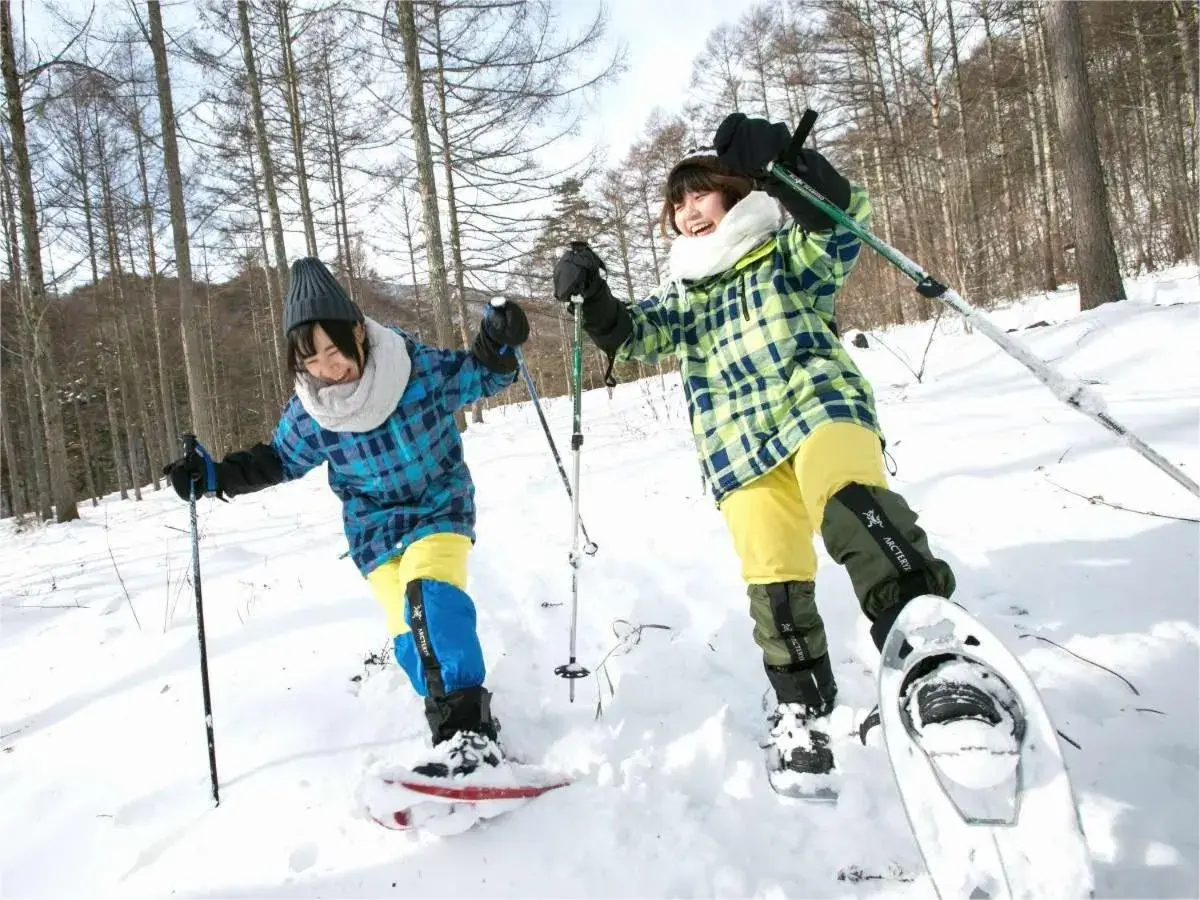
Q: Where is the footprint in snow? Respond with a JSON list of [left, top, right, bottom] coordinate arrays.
[[288, 843, 318, 873]]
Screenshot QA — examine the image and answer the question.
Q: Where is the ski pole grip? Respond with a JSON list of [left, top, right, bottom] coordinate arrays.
[[181, 433, 199, 501], [786, 108, 818, 163], [180, 433, 218, 497]]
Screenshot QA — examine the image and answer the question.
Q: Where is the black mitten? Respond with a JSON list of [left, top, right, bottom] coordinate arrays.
[[551, 242, 631, 356], [163, 450, 221, 501], [472, 299, 529, 374], [164, 443, 285, 500], [552, 241, 608, 304], [714, 113, 852, 231], [713, 113, 792, 177]]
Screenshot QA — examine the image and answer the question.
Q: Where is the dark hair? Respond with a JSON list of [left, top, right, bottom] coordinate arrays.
[[659, 157, 754, 237], [287, 318, 369, 375]]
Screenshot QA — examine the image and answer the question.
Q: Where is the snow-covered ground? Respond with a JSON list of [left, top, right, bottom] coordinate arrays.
[[3, 267, 1197, 899]]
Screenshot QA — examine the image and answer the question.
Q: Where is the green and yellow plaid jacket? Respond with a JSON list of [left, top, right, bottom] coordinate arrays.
[[616, 185, 880, 504]]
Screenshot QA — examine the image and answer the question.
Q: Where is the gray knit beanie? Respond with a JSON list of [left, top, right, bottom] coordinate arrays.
[[282, 257, 362, 334]]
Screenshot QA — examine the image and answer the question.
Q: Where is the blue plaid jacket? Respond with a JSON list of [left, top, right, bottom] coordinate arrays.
[[271, 331, 516, 575]]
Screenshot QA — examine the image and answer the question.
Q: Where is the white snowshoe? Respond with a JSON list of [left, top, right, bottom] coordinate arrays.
[[877, 595, 1094, 899]]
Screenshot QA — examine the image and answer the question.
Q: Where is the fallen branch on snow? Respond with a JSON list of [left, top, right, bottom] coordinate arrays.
[[1057, 730, 1082, 750], [593, 619, 673, 719], [104, 504, 141, 631], [864, 307, 946, 385], [1016, 631, 1139, 696], [1042, 475, 1199, 524]]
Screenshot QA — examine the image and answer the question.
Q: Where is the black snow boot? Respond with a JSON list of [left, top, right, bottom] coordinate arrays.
[[413, 686, 505, 779], [764, 654, 838, 776]]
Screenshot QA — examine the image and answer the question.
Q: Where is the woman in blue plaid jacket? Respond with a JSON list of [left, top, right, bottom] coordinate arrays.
[[163, 257, 527, 780]]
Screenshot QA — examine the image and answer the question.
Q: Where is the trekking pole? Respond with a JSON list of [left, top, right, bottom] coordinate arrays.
[[484, 296, 597, 552], [767, 110, 1199, 499], [513, 346, 598, 556], [182, 433, 220, 805], [553, 296, 591, 701]]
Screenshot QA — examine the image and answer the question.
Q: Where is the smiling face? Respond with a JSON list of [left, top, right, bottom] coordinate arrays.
[[288, 319, 367, 386], [673, 189, 729, 237], [659, 155, 754, 238], [303, 324, 364, 384]]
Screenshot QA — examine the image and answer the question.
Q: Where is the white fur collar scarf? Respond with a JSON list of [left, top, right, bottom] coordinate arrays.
[[668, 190, 783, 282], [294, 316, 411, 433]]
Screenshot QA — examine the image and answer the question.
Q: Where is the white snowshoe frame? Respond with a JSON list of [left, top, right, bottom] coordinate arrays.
[[879, 595, 1094, 899]]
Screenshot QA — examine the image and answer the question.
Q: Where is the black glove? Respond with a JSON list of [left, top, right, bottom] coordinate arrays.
[[472, 299, 529, 374], [550, 241, 631, 357], [163, 448, 221, 501], [483, 298, 529, 346], [163, 442, 284, 501], [713, 112, 791, 177], [713, 112, 851, 232], [553, 241, 608, 305]]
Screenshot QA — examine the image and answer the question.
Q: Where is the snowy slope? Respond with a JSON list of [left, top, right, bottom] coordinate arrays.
[[2, 267, 1197, 899]]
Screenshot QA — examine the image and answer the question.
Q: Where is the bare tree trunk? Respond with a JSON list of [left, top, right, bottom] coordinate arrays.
[[396, 1, 455, 352], [19, 331, 52, 513], [199, 241, 223, 443], [1124, 12, 1163, 268], [556, 313, 571, 391], [277, 0, 318, 256], [244, 136, 286, 404], [93, 105, 152, 501], [979, 0, 1022, 292], [120, 216, 164, 487], [1138, 6, 1196, 262], [2, 374, 29, 515], [128, 56, 178, 459], [1018, 4, 1059, 289], [847, 45, 904, 318], [325, 125, 345, 274], [246, 256, 274, 424], [1098, 52, 1148, 271], [72, 395, 98, 506], [1173, 1, 1198, 132], [1034, 8, 1067, 263], [871, 137, 905, 322], [318, 36, 357, 302], [611, 197, 637, 303], [881, 1, 924, 264], [0, 140, 51, 518], [637, 179, 662, 282], [398, 183, 426, 338], [738, 7, 774, 119], [917, 1, 958, 282], [869, 0, 928, 315], [147, 0, 215, 450], [100, 207, 142, 501], [945, 0, 984, 292], [1044, 0, 1125, 310], [1164, 74, 1199, 261], [1, 3, 78, 522], [431, 1, 481, 424], [238, 0, 289, 374], [2, 393, 30, 515], [69, 98, 129, 499], [1172, 0, 1198, 266]]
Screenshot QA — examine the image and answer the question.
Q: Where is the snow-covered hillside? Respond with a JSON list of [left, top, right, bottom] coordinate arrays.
[[3, 267, 1197, 899]]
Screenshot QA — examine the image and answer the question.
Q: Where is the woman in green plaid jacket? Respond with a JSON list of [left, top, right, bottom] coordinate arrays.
[[552, 114, 998, 782]]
